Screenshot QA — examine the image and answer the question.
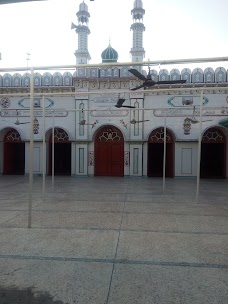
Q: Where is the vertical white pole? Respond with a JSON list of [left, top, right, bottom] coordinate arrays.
[[28, 69, 34, 228], [163, 110, 167, 193], [52, 113, 54, 189], [42, 95, 45, 199], [196, 90, 204, 202]]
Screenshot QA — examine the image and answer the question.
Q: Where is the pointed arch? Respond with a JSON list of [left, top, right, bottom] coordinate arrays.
[[47, 128, 71, 176], [201, 127, 226, 178], [147, 127, 175, 177], [94, 125, 124, 176], [3, 128, 25, 175]]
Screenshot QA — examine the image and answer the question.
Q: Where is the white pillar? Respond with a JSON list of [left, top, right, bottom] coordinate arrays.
[[28, 69, 34, 228]]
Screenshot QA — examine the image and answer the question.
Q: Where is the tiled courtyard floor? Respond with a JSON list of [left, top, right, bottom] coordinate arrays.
[[0, 176, 227, 304]]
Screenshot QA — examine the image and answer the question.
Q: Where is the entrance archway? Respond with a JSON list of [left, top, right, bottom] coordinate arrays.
[[3, 129, 25, 175], [201, 127, 226, 178], [95, 126, 124, 176], [148, 127, 175, 177], [48, 128, 71, 175]]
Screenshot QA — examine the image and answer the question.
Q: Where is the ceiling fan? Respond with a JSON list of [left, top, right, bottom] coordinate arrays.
[[185, 107, 212, 124], [79, 119, 98, 129], [129, 68, 186, 90], [115, 95, 136, 108], [185, 117, 212, 124]]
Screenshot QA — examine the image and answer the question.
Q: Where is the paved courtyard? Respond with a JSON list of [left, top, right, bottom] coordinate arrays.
[[0, 175, 227, 304]]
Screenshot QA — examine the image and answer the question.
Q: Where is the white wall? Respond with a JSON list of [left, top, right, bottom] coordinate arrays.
[[175, 142, 198, 177]]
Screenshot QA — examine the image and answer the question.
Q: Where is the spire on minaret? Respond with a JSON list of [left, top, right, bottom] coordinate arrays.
[[71, 1, 91, 64], [130, 0, 145, 68]]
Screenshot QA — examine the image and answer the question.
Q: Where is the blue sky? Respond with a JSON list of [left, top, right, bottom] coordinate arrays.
[[0, 0, 228, 70]]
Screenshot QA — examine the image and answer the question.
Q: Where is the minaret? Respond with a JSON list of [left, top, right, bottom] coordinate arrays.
[[71, 1, 91, 64], [130, 0, 145, 66]]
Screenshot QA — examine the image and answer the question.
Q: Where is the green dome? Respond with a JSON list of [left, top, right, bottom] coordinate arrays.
[[101, 44, 118, 63]]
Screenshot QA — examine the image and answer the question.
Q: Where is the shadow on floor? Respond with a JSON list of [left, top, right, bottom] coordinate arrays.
[[0, 286, 68, 304]]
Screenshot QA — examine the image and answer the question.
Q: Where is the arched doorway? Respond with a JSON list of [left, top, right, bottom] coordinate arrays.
[[48, 128, 71, 175], [201, 127, 226, 178], [95, 126, 124, 176], [3, 129, 25, 175], [148, 127, 175, 177]]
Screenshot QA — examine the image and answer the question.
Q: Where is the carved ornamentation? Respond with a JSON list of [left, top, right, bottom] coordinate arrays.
[[0, 97, 10, 108], [88, 152, 94, 166], [124, 152, 129, 166]]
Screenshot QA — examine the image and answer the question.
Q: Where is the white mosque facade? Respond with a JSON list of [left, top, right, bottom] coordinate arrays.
[[0, 0, 228, 178]]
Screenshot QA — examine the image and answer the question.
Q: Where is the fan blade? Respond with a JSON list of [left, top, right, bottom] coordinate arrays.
[[121, 105, 136, 108], [115, 98, 126, 107], [130, 84, 145, 91], [129, 69, 146, 81], [144, 81, 156, 87], [157, 80, 186, 85], [138, 120, 149, 123]]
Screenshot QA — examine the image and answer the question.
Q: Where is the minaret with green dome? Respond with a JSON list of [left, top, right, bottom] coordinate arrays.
[[72, 0, 91, 64], [130, 0, 145, 65]]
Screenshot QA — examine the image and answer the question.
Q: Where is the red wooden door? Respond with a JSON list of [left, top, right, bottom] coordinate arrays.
[[95, 126, 124, 176]]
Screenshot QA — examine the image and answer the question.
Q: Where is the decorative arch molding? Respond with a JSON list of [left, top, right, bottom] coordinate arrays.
[[120, 67, 129, 77], [170, 69, 181, 81], [12, 73, 22, 87], [63, 72, 73, 86], [113, 67, 119, 77], [99, 68, 106, 78], [53, 72, 63, 86], [148, 127, 176, 143], [3, 73, 12, 87], [159, 69, 169, 81], [204, 67, 214, 83], [34, 72, 42, 86], [47, 128, 70, 142], [0, 127, 23, 142], [202, 127, 226, 143], [22, 73, 30, 87], [42, 72, 53, 86], [4, 129, 22, 142], [150, 69, 158, 82], [181, 68, 191, 83], [92, 124, 126, 142], [215, 67, 226, 83], [95, 125, 124, 142], [192, 68, 204, 83]]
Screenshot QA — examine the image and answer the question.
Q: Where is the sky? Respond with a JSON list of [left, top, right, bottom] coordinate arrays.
[[0, 0, 228, 71]]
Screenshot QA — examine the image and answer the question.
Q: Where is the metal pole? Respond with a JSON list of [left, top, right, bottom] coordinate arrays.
[[196, 90, 204, 202], [28, 69, 34, 228], [52, 113, 55, 189], [1, 55, 228, 72], [42, 95, 45, 199], [163, 110, 167, 193]]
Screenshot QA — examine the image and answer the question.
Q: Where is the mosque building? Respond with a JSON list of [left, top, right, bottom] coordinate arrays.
[[0, 0, 228, 178]]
